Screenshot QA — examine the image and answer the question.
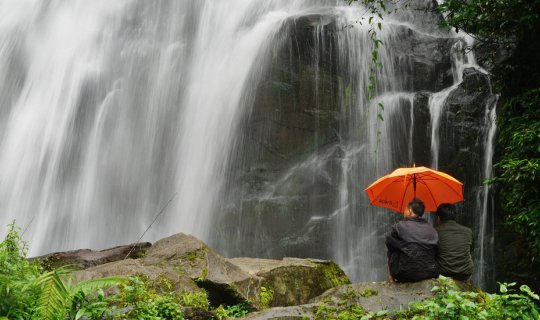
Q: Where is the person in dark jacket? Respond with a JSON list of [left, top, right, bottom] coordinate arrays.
[[435, 203, 473, 281], [386, 198, 439, 283]]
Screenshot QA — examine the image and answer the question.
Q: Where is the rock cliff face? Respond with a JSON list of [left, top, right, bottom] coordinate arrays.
[[211, 1, 498, 286]]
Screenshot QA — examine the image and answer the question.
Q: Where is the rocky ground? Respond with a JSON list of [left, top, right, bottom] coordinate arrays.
[[34, 233, 438, 319]]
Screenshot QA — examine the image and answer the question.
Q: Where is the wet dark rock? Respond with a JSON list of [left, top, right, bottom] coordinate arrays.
[[473, 42, 516, 72], [392, 0, 448, 36], [411, 91, 432, 167], [437, 67, 493, 183], [392, 30, 456, 91], [213, 9, 462, 261], [32, 242, 151, 270]]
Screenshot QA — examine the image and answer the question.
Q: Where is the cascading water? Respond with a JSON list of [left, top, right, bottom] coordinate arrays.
[[428, 33, 498, 288], [475, 96, 497, 287], [0, 0, 329, 254], [0, 0, 498, 288]]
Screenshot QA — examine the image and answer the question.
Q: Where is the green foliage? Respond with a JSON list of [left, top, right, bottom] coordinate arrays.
[[439, 0, 540, 285], [0, 223, 124, 320], [179, 291, 210, 310], [312, 300, 388, 320], [0, 222, 42, 319], [258, 286, 274, 309], [222, 301, 250, 318], [72, 289, 111, 320], [311, 286, 388, 320], [396, 276, 540, 319], [35, 267, 71, 320], [34, 266, 126, 320], [129, 295, 184, 320], [492, 89, 540, 260], [438, 0, 540, 44], [115, 276, 212, 319], [359, 289, 378, 297], [321, 262, 351, 287], [116, 276, 184, 319]]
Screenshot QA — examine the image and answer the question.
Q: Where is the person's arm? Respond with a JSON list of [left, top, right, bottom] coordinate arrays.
[[385, 224, 403, 254]]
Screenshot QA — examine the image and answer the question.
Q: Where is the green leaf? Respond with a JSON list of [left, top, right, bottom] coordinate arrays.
[[76, 308, 86, 320], [71, 276, 126, 296]]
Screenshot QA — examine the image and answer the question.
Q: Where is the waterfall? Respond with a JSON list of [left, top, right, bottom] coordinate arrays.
[[430, 37, 476, 169], [0, 0, 498, 287], [0, 0, 329, 254], [475, 96, 498, 288], [427, 33, 498, 287]]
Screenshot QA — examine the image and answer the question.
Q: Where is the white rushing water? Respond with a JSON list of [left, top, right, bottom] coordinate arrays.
[[0, 0, 333, 254], [429, 36, 476, 169], [475, 95, 498, 286], [427, 33, 498, 287], [0, 0, 498, 287]]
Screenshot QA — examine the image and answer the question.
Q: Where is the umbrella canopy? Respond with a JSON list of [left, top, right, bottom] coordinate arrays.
[[364, 166, 463, 213]]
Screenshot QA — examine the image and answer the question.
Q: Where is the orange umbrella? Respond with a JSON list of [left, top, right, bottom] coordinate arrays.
[[364, 166, 463, 213]]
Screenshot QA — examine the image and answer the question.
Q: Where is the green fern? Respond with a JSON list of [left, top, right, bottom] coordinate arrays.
[[35, 268, 70, 320], [34, 266, 126, 320], [69, 276, 127, 296]]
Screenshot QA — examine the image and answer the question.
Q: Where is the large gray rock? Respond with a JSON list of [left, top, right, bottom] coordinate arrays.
[[141, 233, 350, 309], [142, 233, 257, 307], [230, 257, 350, 308], [311, 280, 434, 311], [71, 259, 200, 294], [54, 232, 351, 311], [32, 242, 151, 270], [244, 280, 435, 320]]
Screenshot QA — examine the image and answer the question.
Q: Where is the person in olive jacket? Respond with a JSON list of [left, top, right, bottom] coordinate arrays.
[[435, 203, 474, 281], [386, 198, 439, 283]]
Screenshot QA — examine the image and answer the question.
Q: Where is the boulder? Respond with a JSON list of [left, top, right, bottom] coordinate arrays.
[[244, 280, 435, 319], [141, 233, 350, 309], [310, 280, 434, 312], [32, 242, 151, 270], [229, 257, 350, 308], [71, 259, 200, 294], [142, 233, 258, 307], [242, 304, 318, 320]]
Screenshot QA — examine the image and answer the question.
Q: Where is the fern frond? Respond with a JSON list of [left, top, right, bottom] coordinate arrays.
[[71, 276, 127, 296], [35, 269, 69, 320]]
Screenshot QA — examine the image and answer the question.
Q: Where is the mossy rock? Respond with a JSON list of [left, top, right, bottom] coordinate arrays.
[[229, 257, 350, 309], [71, 259, 201, 295]]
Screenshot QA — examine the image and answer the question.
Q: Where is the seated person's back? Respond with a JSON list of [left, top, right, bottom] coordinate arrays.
[[435, 203, 473, 281], [386, 198, 439, 282]]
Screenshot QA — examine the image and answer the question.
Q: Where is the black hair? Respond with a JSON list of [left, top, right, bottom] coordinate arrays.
[[436, 203, 456, 221], [408, 198, 425, 215]]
